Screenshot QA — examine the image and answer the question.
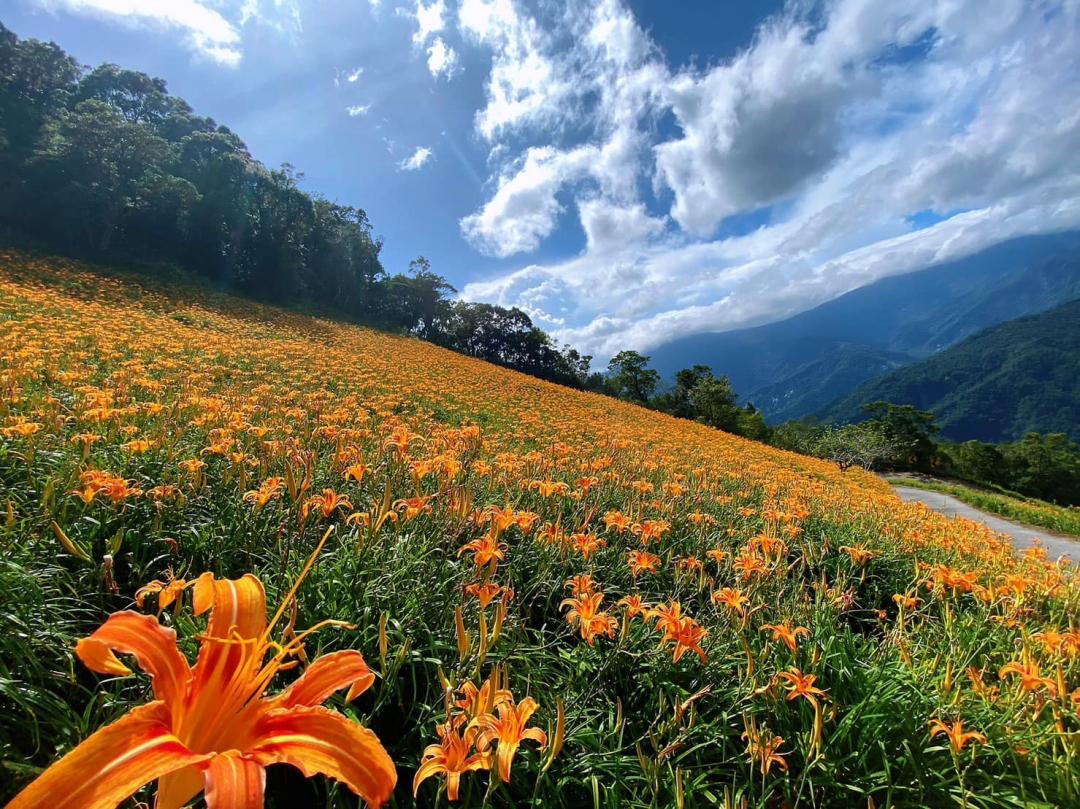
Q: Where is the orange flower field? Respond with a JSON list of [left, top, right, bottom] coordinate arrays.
[[0, 250, 1077, 807]]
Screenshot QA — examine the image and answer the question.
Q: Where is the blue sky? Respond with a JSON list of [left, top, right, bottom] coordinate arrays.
[[6, 1, 1080, 360]]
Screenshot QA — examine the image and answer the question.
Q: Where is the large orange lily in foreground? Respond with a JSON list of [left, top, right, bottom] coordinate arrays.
[[10, 536, 396, 808]]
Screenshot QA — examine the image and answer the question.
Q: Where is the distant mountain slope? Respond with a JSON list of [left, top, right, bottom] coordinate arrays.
[[823, 299, 1080, 442], [749, 343, 914, 425], [648, 232, 1080, 420]]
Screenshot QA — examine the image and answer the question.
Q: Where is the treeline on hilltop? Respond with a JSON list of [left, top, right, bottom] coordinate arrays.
[[593, 352, 771, 440], [0, 23, 590, 388]]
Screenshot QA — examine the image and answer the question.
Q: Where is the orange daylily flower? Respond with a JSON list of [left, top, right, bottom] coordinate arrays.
[[571, 532, 606, 561], [9, 547, 396, 808], [343, 461, 369, 483], [632, 519, 670, 545], [560, 591, 617, 645], [705, 548, 728, 565], [135, 577, 193, 614], [475, 696, 548, 783], [928, 718, 986, 755], [617, 594, 651, 619], [627, 549, 661, 576], [603, 510, 631, 534], [243, 477, 284, 510], [840, 545, 876, 566], [464, 582, 510, 609], [892, 592, 920, 611], [761, 623, 811, 653], [733, 550, 768, 580], [455, 670, 513, 722], [712, 587, 748, 616], [459, 534, 508, 569], [530, 479, 570, 497], [999, 660, 1057, 697], [778, 668, 828, 707], [565, 574, 599, 596], [658, 615, 708, 664], [743, 726, 788, 775], [394, 495, 432, 521], [413, 722, 491, 801], [303, 488, 353, 520], [649, 600, 684, 636]]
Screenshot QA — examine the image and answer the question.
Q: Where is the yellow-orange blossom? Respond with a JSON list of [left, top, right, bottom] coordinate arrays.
[[9, 536, 396, 808]]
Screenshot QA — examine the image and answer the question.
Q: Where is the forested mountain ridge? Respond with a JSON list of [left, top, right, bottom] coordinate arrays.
[[648, 232, 1080, 420], [823, 298, 1080, 443]]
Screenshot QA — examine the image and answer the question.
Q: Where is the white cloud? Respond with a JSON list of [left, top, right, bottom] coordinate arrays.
[[346, 104, 371, 117], [39, 0, 243, 64], [458, 0, 571, 139], [404, 0, 446, 46], [399, 146, 434, 171], [426, 37, 459, 78], [461, 145, 599, 257], [578, 199, 666, 254], [346, 66, 364, 83], [457, 0, 1080, 360]]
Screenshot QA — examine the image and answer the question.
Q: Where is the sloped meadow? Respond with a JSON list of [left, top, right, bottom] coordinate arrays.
[[1, 252, 1077, 807]]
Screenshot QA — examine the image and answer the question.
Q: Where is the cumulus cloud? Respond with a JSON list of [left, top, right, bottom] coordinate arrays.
[[345, 66, 364, 83], [458, 0, 571, 139], [399, 146, 434, 171], [578, 199, 666, 254], [461, 145, 599, 257], [345, 104, 370, 117], [39, 0, 244, 64], [406, 0, 446, 46], [453, 0, 1080, 359], [426, 37, 459, 78]]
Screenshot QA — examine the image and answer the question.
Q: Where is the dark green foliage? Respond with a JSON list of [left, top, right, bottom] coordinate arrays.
[[825, 299, 1080, 443], [606, 351, 661, 404], [777, 404, 1080, 505], [598, 355, 770, 441], [0, 24, 588, 391]]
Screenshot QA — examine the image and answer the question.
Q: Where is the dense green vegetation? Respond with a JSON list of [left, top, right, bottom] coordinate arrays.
[[886, 477, 1080, 539], [776, 403, 1080, 507], [0, 24, 591, 389], [825, 299, 1080, 443], [590, 353, 770, 441]]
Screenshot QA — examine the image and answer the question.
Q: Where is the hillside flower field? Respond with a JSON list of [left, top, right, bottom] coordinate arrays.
[[1, 251, 1078, 808]]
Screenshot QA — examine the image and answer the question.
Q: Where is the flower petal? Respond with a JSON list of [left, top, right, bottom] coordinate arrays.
[[247, 705, 397, 807], [412, 758, 446, 798], [274, 650, 376, 708], [204, 751, 266, 809], [7, 702, 209, 809], [74, 611, 190, 706], [193, 573, 267, 640], [156, 765, 205, 809]]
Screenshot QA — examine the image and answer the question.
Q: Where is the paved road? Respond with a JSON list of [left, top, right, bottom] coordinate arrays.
[[893, 486, 1077, 561]]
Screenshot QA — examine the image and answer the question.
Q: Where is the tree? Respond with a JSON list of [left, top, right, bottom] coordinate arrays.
[[1001, 433, 1080, 504], [944, 441, 1006, 487], [383, 257, 456, 339], [0, 26, 605, 398], [688, 374, 741, 432], [736, 404, 770, 442], [861, 402, 940, 470], [653, 365, 713, 418], [607, 351, 660, 404], [34, 98, 176, 251], [814, 422, 902, 472]]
